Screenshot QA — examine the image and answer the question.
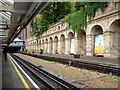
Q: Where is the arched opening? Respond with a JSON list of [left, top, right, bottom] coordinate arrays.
[[91, 25, 104, 56], [42, 39, 44, 52], [109, 19, 120, 58], [80, 31, 86, 56], [60, 34, 65, 54], [49, 37, 53, 53], [54, 36, 58, 54], [45, 39, 48, 53], [39, 40, 41, 50], [68, 32, 74, 54]]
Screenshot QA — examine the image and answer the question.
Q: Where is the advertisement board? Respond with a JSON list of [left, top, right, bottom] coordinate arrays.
[[47, 44, 49, 53], [70, 39, 74, 54], [94, 34, 104, 56]]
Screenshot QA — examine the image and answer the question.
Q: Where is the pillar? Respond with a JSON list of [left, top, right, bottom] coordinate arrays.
[[58, 38, 61, 54], [103, 31, 114, 58], [44, 41, 48, 53], [74, 37, 80, 54], [53, 40, 56, 54], [48, 41, 52, 53], [37, 42, 40, 52], [86, 34, 93, 56], [65, 38, 70, 54]]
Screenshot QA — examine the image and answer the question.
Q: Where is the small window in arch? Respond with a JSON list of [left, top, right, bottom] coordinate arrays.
[[58, 26, 60, 30]]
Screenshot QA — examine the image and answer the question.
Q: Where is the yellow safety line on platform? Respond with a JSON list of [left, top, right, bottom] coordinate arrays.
[[8, 54, 30, 90]]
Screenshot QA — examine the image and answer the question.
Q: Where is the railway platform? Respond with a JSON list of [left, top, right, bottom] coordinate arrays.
[[2, 53, 39, 89], [20, 52, 119, 68]]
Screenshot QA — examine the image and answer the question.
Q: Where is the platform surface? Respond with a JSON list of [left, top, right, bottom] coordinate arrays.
[[2, 53, 35, 89]]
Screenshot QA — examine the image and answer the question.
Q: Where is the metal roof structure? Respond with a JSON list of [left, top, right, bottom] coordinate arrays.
[[0, 0, 48, 46]]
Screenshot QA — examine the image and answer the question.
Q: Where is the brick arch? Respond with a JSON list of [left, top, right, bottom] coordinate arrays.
[[45, 38, 48, 42], [91, 25, 103, 35], [49, 37, 53, 53], [68, 32, 74, 39], [90, 25, 104, 56], [109, 19, 120, 31], [89, 23, 105, 34], [109, 18, 119, 29], [109, 19, 120, 58], [54, 36, 59, 54], [60, 33, 67, 38], [60, 34, 65, 54], [54, 36, 58, 41]]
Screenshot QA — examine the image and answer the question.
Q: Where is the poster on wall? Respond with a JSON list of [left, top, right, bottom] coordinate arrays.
[[86, 45, 91, 51], [47, 44, 49, 53], [56, 41, 59, 54], [70, 39, 74, 54], [94, 34, 104, 56]]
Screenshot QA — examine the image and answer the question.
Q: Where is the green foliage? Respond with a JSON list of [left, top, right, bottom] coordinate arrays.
[[32, 2, 107, 37], [32, 17, 49, 37], [40, 49, 43, 53], [24, 49, 28, 52], [32, 2, 73, 37], [62, 2, 107, 37], [32, 49, 35, 53], [36, 38, 38, 46]]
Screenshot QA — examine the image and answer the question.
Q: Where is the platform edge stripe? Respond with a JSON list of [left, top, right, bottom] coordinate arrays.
[[8, 53, 40, 89], [7, 54, 30, 89]]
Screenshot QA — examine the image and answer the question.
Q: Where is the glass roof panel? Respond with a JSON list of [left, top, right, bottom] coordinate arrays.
[[2, 12, 11, 18], [0, 0, 10, 6], [6, 0, 14, 4], [0, 12, 10, 20]]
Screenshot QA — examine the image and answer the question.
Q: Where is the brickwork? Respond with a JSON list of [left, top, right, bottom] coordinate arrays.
[[24, 2, 120, 58]]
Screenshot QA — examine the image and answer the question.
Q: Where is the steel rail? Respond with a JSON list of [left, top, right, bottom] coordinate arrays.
[[10, 53, 80, 90]]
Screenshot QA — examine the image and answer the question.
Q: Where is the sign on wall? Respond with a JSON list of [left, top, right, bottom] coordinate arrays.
[[70, 39, 74, 54], [47, 44, 49, 53], [94, 34, 104, 56], [86, 45, 91, 51]]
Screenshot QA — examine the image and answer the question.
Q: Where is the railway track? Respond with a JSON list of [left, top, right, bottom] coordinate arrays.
[[10, 53, 80, 90], [20, 52, 120, 75]]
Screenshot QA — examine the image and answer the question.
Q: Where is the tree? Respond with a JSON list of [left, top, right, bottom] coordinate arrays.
[[32, 2, 73, 37]]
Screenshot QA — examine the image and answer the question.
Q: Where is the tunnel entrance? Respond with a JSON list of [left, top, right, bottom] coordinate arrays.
[[7, 46, 21, 53]]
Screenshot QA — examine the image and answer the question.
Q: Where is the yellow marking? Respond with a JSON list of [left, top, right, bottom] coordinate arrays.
[[8, 55, 30, 90]]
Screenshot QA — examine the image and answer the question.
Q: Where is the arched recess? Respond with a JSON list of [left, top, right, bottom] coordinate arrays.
[[68, 32, 74, 54], [49, 37, 53, 53], [109, 19, 120, 58], [45, 38, 48, 53], [39, 40, 41, 50], [54, 36, 58, 54], [91, 25, 104, 56], [42, 39, 44, 52], [60, 34, 65, 54], [80, 31, 86, 56]]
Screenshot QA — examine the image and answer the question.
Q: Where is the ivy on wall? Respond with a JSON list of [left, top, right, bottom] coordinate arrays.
[[32, 2, 107, 38], [36, 38, 38, 46], [62, 2, 107, 37], [32, 2, 73, 37]]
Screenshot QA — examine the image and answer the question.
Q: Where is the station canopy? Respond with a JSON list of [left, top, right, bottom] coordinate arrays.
[[0, 0, 48, 46]]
